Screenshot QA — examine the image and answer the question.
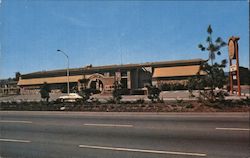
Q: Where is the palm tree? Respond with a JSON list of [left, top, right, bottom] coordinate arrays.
[[198, 25, 227, 66]]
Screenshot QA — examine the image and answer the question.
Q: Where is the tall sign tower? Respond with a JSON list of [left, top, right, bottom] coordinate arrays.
[[228, 36, 241, 96]]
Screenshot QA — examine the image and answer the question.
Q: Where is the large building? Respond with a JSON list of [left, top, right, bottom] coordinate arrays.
[[17, 58, 205, 94]]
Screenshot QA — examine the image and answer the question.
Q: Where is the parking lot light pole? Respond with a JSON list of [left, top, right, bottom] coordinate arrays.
[[57, 49, 70, 95]]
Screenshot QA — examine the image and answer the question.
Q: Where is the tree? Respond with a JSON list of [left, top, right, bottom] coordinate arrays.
[[201, 61, 227, 100], [78, 78, 91, 102], [112, 80, 122, 104], [187, 76, 200, 97], [40, 82, 50, 103], [188, 25, 227, 102], [15, 72, 21, 81], [198, 25, 227, 66], [78, 87, 92, 103]]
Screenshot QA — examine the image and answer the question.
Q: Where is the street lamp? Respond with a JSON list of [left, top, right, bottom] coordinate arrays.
[[57, 49, 70, 95]]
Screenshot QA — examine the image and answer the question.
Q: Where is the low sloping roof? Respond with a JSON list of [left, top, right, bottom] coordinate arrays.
[[18, 75, 85, 86], [20, 58, 204, 79], [153, 65, 205, 78]]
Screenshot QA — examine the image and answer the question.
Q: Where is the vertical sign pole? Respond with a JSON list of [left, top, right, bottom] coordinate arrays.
[[229, 59, 233, 95], [235, 41, 241, 96], [228, 36, 241, 96]]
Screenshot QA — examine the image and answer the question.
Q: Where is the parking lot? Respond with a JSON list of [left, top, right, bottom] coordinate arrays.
[[0, 89, 248, 103]]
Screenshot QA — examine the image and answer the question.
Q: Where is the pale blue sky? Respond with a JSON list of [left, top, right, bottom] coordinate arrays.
[[0, 0, 249, 78]]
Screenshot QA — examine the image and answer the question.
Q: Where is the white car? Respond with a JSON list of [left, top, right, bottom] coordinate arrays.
[[57, 93, 83, 102]]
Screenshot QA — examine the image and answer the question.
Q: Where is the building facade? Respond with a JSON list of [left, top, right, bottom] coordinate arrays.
[[17, 59, 205, 94], [0, 79, 20, 96]]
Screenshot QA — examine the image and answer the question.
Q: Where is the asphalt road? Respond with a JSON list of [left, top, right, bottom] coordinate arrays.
[[0, 112, 249, 158]]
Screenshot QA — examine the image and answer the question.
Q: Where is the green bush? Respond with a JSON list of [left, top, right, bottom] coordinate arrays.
[[185, 104, 194, 109], [112, 81, 122, 104], [106, 98, 116, 104], [40, 82, 50, 102], [78, 87, 92, 102], [176, 99, 183, 104], [135, 98, 145, 104], [147, 85, 161, 102]]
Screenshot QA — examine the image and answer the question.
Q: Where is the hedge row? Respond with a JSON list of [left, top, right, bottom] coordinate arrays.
[[0, 99, 249, 112]]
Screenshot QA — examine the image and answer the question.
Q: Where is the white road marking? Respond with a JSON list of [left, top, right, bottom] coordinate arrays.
[[84, 123, 133, 128], [0, 138, 31, 143], [79, 145, 207, 157], [216, 127, 250, 131], [0, 120, 32, 124]]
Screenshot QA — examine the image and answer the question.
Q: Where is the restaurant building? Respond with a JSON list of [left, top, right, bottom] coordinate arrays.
[[17, 58, 205, 94]]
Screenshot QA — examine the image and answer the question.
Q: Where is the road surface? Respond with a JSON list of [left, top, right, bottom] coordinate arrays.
[[0, 112, 249, 158]]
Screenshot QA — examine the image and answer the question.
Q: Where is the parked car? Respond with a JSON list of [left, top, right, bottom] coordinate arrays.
[[57, 93, 83, 103]]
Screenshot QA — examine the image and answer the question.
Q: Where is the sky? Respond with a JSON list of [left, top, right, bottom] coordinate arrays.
[[0, 0, 249, 78]]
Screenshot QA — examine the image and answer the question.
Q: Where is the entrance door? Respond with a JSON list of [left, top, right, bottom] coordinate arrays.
[[89, 79, 103, 93]]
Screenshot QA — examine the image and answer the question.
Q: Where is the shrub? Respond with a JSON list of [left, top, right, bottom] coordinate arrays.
[[91, 98, 101, 105], [147, 85, 161, 102], [112, 81, 122, 104], [78, 87, 92, 103], [40, 82, 50, 103], [176, 98, 183, 104], [136, 98, 145, 104], [158, 97, 164, 103], [106, 98, 116, 104], [185, 104, 194, 109]]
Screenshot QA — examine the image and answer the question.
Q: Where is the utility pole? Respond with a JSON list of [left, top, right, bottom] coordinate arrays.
[[57, 49, 70, 95]]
